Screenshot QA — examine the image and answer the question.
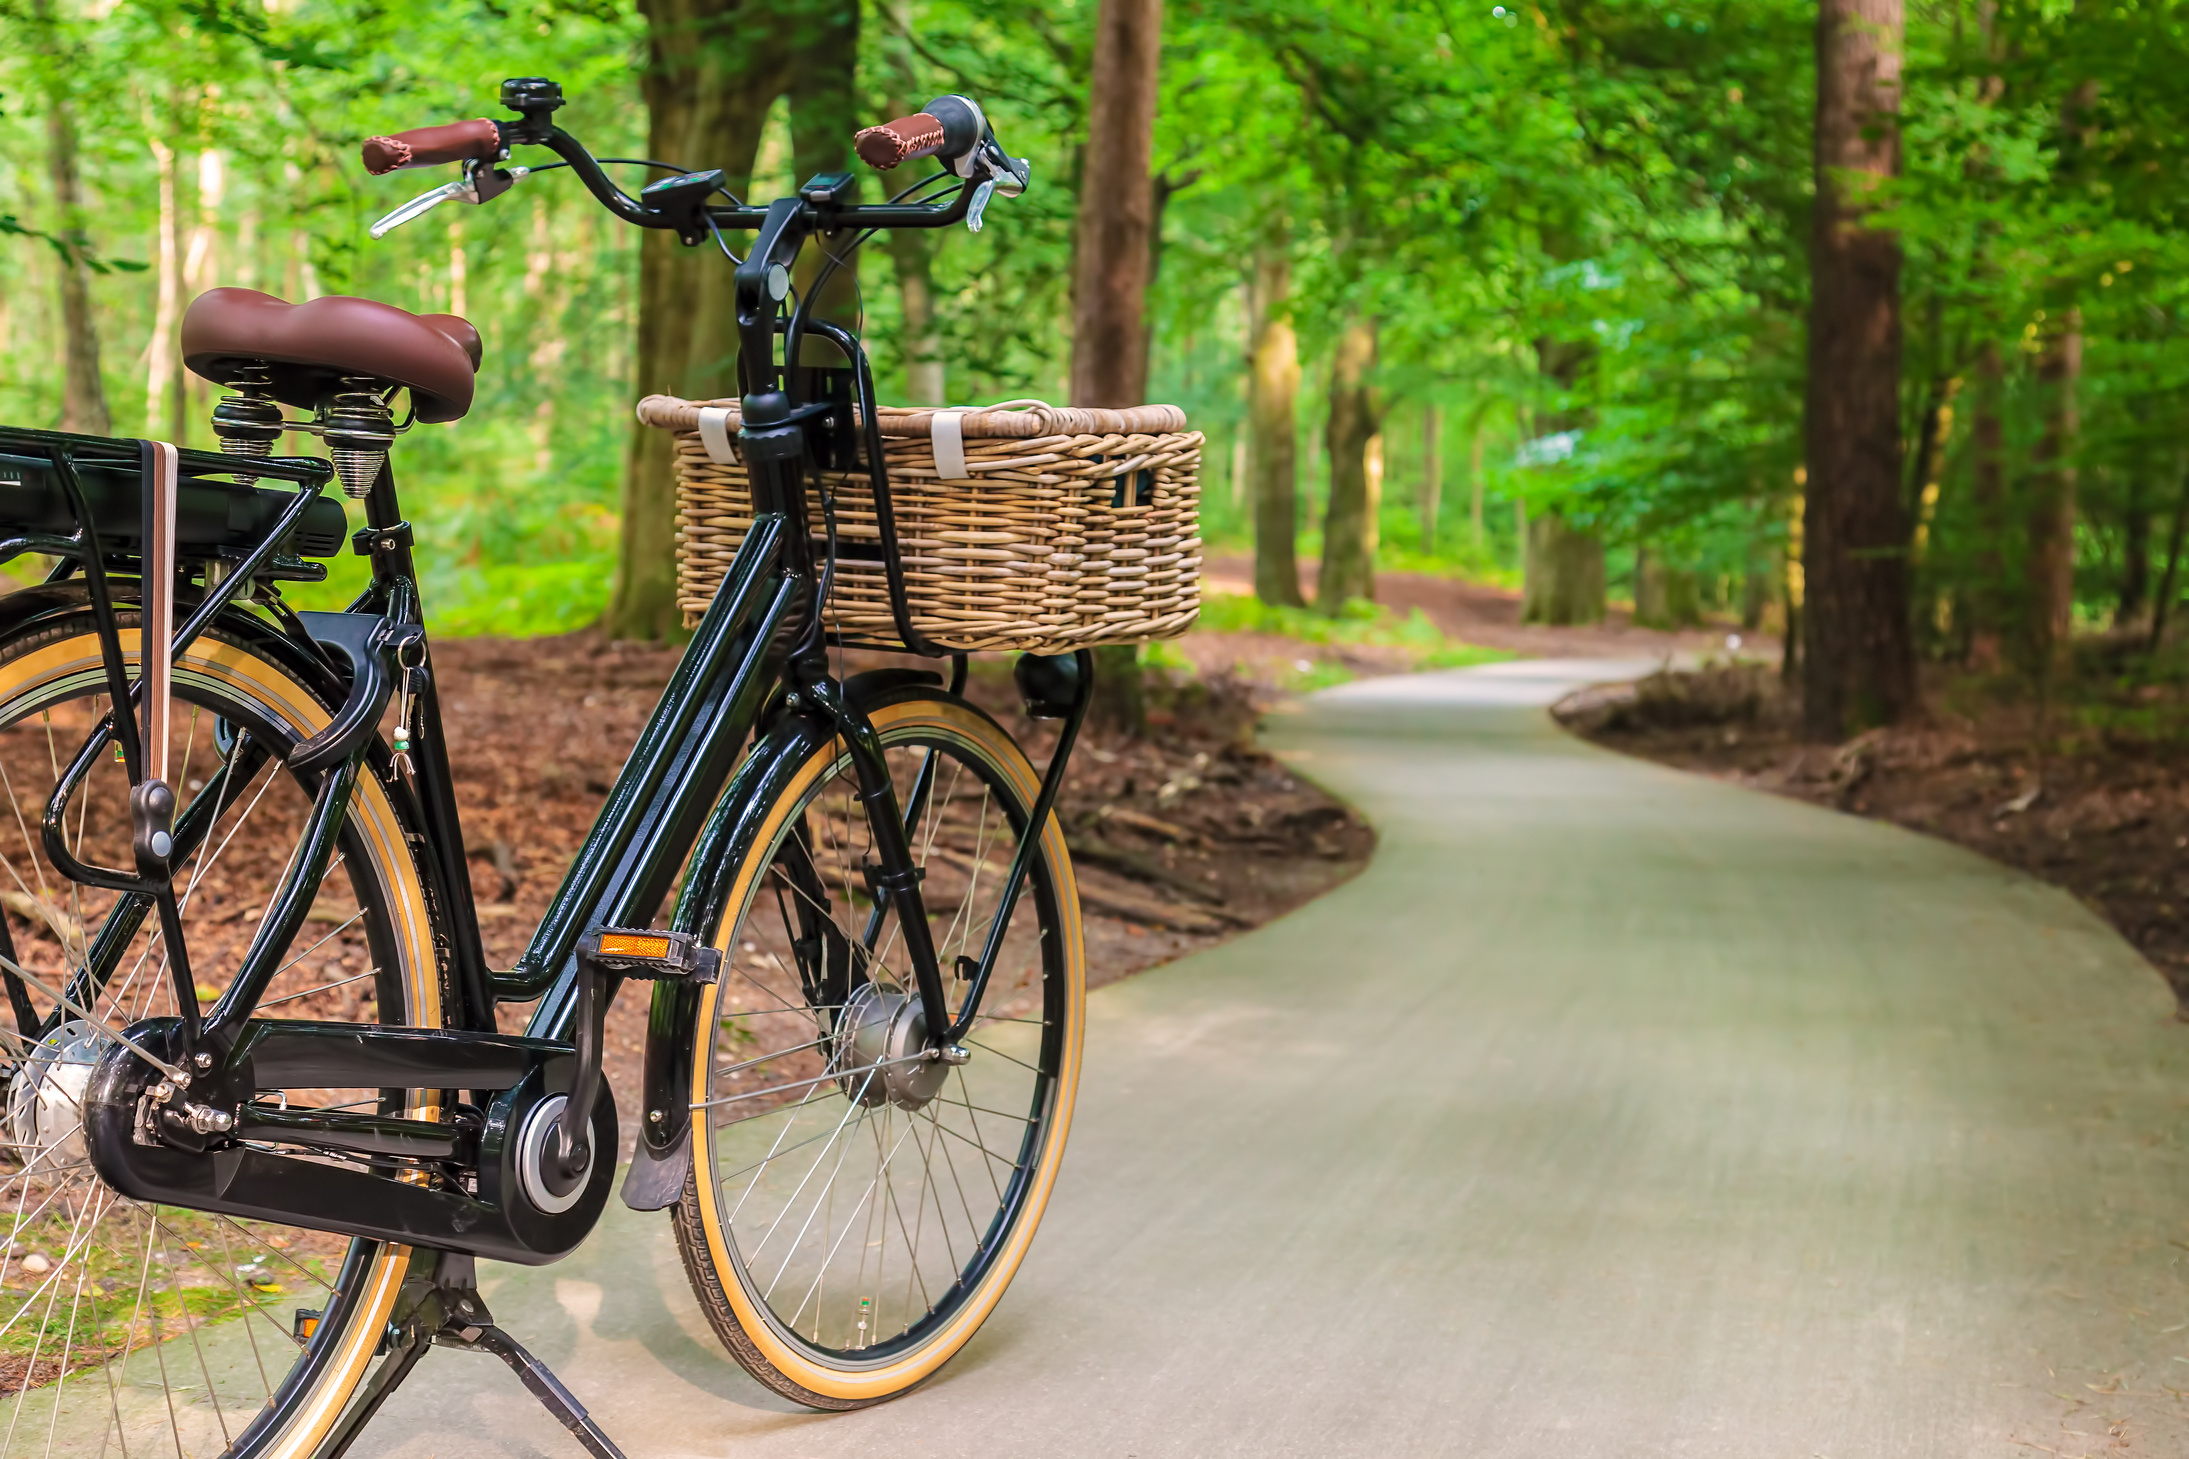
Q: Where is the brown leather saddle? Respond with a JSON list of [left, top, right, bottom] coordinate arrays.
[[180, 288, 483, 423]]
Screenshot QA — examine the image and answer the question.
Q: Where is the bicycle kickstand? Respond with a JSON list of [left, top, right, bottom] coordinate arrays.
[[315, 1250, 628, 1459]]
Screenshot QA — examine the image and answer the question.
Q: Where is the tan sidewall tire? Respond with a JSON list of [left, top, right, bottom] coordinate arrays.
[[681, 696, 1085, 1406], [0, 625, 440, 1459]]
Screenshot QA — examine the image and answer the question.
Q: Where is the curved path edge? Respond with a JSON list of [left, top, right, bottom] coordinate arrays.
[[355, 660, 2189, 1458]]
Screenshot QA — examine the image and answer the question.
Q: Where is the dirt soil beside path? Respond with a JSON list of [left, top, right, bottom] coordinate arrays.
[[428, 632, 1373, 1152], [1557, 663, 2189, 1013]]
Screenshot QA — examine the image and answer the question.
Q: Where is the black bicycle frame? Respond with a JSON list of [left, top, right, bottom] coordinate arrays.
[[11, 141, 1087, 1267]]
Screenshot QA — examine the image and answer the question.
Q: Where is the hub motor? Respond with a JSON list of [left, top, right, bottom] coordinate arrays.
[[833, 984, 958, 1111], [8, 1021, 113, 1175]]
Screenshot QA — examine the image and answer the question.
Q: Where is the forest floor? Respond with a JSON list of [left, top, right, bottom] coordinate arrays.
[[436, 565, 1727, 1147], [433, 632, 1372, 1152], [1557, 655, 2189, 1013]]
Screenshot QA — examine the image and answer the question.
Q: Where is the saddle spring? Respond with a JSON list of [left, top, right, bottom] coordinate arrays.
[[208, 361, 283, 488], [210, 366, 397, 502], [322, 377, 399, 501]]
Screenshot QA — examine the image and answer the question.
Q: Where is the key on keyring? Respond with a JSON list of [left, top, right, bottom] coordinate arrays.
[[389, 665, 418, 781]]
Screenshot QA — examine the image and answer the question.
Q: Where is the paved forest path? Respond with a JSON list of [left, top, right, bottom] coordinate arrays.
[[364, 660, 2189, 1458]]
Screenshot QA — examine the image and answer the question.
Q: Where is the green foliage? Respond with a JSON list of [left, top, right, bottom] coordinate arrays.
[[1195, 591, 1510, 668], [0, 0, 644, 633], [8, 0, 2189, 650]]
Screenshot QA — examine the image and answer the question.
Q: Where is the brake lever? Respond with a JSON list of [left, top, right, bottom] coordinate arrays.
[[963, 137, 1029, 234], [368, 159, 532, 240]]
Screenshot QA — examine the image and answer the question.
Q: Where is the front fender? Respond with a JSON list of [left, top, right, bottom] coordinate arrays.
[[621, 707, 838, 1210]]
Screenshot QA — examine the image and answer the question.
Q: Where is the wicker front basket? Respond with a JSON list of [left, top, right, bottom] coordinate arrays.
[[635, 395, 1203, 653]]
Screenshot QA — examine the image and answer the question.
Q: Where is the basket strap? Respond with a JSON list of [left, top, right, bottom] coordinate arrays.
[[931, 410, 969, 480], [696, 406, 738, 464]]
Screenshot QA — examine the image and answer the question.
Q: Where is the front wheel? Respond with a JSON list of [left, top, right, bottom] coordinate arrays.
[[673, 689, 1085, 1408]]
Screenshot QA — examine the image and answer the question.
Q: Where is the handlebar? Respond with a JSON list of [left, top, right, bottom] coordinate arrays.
[[853, 96, 986, 172], [358, 80, 1028, 247], [361, 118, 503, 175]]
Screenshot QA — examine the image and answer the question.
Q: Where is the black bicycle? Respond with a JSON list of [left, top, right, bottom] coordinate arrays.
[[0, 79, 1089, 1458]]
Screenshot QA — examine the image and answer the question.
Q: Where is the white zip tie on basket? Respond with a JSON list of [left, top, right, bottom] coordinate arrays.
[[696, 406, 737, 465], [930, 410, 969, 481]]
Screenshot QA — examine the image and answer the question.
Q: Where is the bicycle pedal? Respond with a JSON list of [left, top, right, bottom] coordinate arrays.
[[574, 927, 719, 984]]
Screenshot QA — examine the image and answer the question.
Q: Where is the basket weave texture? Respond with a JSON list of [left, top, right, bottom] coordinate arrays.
[[636, 395, 1203, 653]]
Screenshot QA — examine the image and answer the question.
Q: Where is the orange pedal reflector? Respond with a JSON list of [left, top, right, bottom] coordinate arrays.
[[574, 926, 720, 984], [598, 932, 672, 960]]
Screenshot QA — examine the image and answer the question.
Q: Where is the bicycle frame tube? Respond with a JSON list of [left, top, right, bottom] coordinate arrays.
[[56, 142, 1037, 1141], [500, 513, 800, 1040]]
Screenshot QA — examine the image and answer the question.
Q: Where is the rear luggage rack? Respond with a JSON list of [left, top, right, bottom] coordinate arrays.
[[0, 425, 344, 571]]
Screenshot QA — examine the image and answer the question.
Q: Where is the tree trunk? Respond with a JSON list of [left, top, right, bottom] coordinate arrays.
[[1634, 547, 1664, 626], [1469, 418, 1486, 549], [1634, 549, 1703, 629], [1521, 325, 1603, 622], [32, 0, 106, 436], [1365, 432, 1383, 566], [2149, 459, 2189, 653], [786, 0, 862, 334], [1741, 557, 1773, 632], [1905, 369, 1955, 561], [44, 93, 106, 435], [1419, 403, 1441, 547], [2120, 473, 2151, 628], [1071, 0, 1164, 730], [887, 229, 945, 403], [448, 214, 468, 320], [2024, 308, 2081, 673], [1316, 320, 1381, 609], [1784, 489, 1805, 679], [1800, 0, 1916, 740], [1967, 338, 2006, 666], [1521, 514, 1605, 625], [883, 10, 945, 405], [1069, 0, 1162, 408], [183, 148, 224, 448], [1246, 245, 1303, 607], [608, 0, 855, 640]]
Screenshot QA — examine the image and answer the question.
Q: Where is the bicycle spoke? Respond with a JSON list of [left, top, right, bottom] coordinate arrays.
[[0, 641, 427, 1452], [698, 721, 1067, 1363]]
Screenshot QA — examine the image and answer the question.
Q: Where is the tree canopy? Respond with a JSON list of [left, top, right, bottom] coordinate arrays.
[[6, 0, 2189, 697]]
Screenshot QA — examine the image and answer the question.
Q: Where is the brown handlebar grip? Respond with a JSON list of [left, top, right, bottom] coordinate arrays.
[[854, 114, 947, 170], [361, 119, 503, 176]]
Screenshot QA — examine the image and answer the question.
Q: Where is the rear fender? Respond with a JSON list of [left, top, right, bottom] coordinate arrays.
[[0, 587, 483, 1026]]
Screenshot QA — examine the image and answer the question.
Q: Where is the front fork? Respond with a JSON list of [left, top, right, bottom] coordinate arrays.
[[736, 384, 1097, 1059], [801, 674, 959, 1046]]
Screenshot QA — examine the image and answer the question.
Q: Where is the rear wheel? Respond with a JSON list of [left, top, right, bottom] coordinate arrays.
[[0, 614, 443, 1457], [674, 690, 1085, 1408]]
